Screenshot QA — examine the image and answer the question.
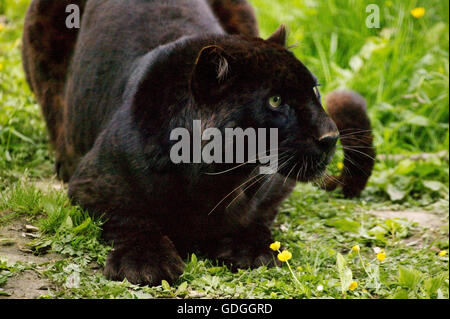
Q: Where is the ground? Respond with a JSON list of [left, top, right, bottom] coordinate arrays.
[[0, 0, 448, 299]]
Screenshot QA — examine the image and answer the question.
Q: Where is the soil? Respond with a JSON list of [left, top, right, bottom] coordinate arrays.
[[0, 220, 60, 299], [370, 210, 443, 229]]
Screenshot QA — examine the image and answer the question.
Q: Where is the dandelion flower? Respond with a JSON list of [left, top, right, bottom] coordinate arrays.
[[0, 23, 5, 32], [337, 162, 344, 170], [270, 241, 281, 251], [277, 250, 292, 262], [411, 7, 426, 19], [352, 245, 360, 253], [349, 281, 358, 291], [438, 250, 447, 257], [377, 251, 386, 262]]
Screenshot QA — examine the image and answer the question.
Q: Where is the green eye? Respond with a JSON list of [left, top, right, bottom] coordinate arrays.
[[269, 95, 282, 108]]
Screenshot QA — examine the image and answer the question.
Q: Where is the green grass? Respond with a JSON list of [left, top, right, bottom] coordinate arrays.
[[0, 0, 448, 299]]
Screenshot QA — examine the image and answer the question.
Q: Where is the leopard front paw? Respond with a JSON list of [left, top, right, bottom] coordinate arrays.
[[104, 243, 185, 286]]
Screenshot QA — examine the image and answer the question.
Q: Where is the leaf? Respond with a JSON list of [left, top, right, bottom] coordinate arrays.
[[395, 159, 416, 175], [72, 217, 91, 234], [207, 267, 223, 274], [336, 253, 346, 274], [0, 288, 11, 296], [336, 253, 353, 294], [398, 266, 422, 290], [175, 281, 188, 296], [326, 218, 361, 233], [369, 225, 389, 237], [161, 280, 171, 291], [407, 115, 430, 127], [365, 264, 381, 290], [422, 180, 444, 192], [59, 215, 73, 231], [9, 128, 35, 144], [392, 289, 409, 299], [386, 183, 408, 201], [424, 273, 448, 297]]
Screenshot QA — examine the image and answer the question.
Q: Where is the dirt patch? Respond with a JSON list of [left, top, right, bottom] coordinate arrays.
[[370, 210, 444, 229], [1, 270, 53, 299], [0, 221, 60, 299], [370, 210, 448, 248]]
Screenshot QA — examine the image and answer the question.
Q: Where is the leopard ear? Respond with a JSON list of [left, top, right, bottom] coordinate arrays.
[[190, 45, 232, 105], [267, 24, 287, 47]]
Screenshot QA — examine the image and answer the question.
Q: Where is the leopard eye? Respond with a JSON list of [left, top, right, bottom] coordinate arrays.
[[269, 95, 282, 108]]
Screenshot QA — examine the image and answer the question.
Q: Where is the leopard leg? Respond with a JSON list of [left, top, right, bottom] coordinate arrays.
[[22, 0, 87, 181]]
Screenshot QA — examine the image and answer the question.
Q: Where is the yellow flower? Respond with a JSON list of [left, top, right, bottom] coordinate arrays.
[[270, 241, 281, 251], [352, 245, 360, 253], [438, 250, 447, 257], [277, 250, 292, 262], [337, 162, 344, 170], [0, 23, 5, 32], [377, 251, 386, 262], [0, 63, 3, 71], [349, 281, 358, 291], [411, 7, 426, 19], [297, 266, 303, 271]]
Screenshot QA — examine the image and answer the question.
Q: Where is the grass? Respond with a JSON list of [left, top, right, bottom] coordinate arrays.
[[0, 0, 448, 299]]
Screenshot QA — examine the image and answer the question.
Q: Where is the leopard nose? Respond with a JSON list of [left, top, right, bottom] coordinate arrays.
[[318, 132, 339, 152]]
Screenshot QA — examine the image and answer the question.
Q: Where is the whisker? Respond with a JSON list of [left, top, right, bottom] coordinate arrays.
[[246, 155, 292, 203], [225, 154, 293, 209], [203, 148, 284, 176], [336, 145, 375, 150], [207, 171, 264, 216], [338, 129, 373, 135], [341, 146, 376, 161], [283, 162, 297, 186]]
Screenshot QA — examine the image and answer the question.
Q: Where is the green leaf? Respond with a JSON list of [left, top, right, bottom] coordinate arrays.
[[175, 281, 188, 296], [422, 180, 444, 192], [424, 273, 448, 297], [59, 215, 73, 231], [407, 115, 430, 127], [336, 253, 353, 294], [398, 267, 422, 290], [207, 267, 223, 274], [326, 218, 361, 233], [386, 183, 408, 201], [395, 159, 416, 175], [72, 217, 91, 234], [0, 288, 11, 296], [161, 280, 171, 291], [336, 253, 345, 274], [392, 289, 409, 299]]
